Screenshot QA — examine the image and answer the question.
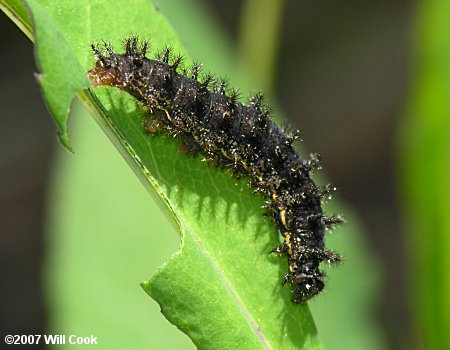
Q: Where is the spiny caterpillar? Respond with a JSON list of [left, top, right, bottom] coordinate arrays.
[[88, 36, 344, 303]]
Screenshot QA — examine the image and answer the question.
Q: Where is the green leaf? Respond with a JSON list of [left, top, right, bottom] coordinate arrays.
[[0, 0, 32, 39], [152, 3, 386, 348], [3, 0, 324, 348], [399, 1, 450, 348], [88, 86, 321, 349], [25, 0, 90, 150]]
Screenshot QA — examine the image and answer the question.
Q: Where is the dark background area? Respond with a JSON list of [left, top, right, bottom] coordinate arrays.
[[0, 15, 53, 350], [0, 1, 416, 349]]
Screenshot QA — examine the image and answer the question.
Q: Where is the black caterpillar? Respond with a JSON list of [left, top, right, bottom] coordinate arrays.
[[88, 37, 344, 303]]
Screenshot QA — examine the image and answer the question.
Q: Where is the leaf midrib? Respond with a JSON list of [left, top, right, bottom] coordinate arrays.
[[185, 221, 273, 350]]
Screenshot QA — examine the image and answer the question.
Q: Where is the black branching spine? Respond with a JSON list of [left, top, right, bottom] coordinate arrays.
[[88, 36, 344, 303]]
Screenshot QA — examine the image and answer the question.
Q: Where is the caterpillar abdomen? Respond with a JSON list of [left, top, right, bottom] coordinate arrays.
[[88, 37, 343, 303]]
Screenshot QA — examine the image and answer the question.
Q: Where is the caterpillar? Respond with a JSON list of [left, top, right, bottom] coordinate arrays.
[[87, 36, 344, 303]]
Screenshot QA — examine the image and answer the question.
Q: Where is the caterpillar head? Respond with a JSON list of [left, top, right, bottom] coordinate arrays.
[[291, 273, 325, 303], [88, 38, 173, 110]]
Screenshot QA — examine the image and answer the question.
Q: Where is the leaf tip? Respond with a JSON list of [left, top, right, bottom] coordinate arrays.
[[34, 72, 43, 82], [140, 280, 151, 293], [57, 130, 73, 153]]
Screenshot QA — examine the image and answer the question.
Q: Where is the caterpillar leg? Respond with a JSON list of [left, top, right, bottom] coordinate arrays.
[[143, 114, 165, 133]]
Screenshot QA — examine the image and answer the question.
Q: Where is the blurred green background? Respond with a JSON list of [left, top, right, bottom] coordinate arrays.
[[1, 0, 449, 349]]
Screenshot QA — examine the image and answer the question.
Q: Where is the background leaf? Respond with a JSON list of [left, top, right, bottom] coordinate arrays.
[[399, 1, 450, 348]]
